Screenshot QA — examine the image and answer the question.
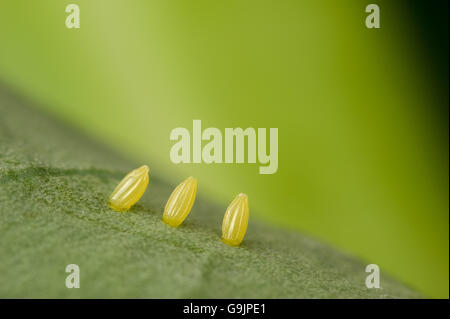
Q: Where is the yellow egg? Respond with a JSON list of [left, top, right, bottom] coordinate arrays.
[[109, 165, 149, 211], [221, 193, 249, 246], [162, 176, 198, 227]]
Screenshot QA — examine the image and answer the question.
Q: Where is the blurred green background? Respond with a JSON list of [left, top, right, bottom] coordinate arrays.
[[0, 0, 448, 297]]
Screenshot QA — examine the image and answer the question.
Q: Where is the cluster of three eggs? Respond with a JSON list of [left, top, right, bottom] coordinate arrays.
[[109, 165, 249, 246]]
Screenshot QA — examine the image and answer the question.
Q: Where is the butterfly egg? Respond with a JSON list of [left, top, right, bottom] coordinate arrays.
[[222, 193, 249, 246], [109, 165, 149, 211], [162, 176, 198, 227]]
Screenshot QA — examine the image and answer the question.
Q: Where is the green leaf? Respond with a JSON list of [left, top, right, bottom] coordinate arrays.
[[0, 87, 420, 298]]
